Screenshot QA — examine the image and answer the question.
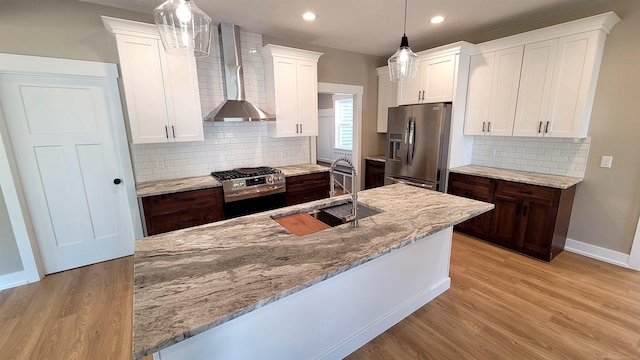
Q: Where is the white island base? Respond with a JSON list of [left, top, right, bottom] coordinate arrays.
[[154, 227, 453, 360]]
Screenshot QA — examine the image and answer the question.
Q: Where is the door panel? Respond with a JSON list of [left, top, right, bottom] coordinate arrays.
[[0, 73, 134, 274], [491, 195, 521, 247], [384, 106, 411, 178], [407, 104, 445, 183], [520, 202, 557, 258]]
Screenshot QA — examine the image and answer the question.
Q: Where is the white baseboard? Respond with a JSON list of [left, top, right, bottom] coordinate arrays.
[[0, 270, 28, 290], [564, 238, 630, 268]]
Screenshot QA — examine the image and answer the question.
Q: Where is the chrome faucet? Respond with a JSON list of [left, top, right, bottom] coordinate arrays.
[[329, 157, 358, 227]]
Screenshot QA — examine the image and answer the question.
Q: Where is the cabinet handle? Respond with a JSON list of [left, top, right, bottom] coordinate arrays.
[[545, 121, 550, 133], [296, 124, 299, 133], [482, 122, 486, 132], [165, 126, 169, 139], [175, 197, 197, 203], [538, 121, 542, 134], [172, 125, 176, 138], [422, 90, 425, 100], [300, 123, 303, 133], [487, 122, 491, 132], [522, 204, 528, 217], [516, 203, 521, 215], [518, 190, 533, 195]]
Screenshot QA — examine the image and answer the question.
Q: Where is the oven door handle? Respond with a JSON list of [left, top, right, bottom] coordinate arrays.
[[224, 185, 286, 202]]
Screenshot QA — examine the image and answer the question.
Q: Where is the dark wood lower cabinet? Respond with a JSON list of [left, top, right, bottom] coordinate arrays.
[[141, 187, 224, 236], [365, 160, 385, 189], [449, 172, 576, 262], [285, 172, 330, 206]]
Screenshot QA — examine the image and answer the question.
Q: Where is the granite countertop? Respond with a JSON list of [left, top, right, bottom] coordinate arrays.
[[132, 184, 493, 359], [136, 164, 330, 197], [365, 155, 386, 163], [449, 165, 583, 189]]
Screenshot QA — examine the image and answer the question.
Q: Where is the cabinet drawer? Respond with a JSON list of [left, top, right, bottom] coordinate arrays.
[[286, 172, 330, 192], [142, 187, 223, 216], [448, 186, 493, 203], [449, 173, 494, 193], [495, 181, 559, 205], [145, 205, 223, 236]]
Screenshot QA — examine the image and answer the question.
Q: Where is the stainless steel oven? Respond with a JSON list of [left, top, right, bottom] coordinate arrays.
[[211, 167, 286, 218]]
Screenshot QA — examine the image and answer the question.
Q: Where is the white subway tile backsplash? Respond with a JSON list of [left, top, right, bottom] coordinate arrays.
[[131, 29, 311, 183], [471, 136, 590, 178]]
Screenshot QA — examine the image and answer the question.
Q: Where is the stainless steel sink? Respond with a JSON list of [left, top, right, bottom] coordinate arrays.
[[307, 202, 382, 227]]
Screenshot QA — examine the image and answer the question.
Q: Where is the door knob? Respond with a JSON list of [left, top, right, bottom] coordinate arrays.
[[113, 178, 122, 185]]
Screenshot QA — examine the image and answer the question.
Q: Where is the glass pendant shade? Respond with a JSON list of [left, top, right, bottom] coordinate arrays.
[[388, 0, 419, 82], [153, 0, 212, 57], [388, 35, 419, 81]]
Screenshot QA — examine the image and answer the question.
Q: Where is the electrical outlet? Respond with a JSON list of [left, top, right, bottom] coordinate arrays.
[[600, 155, 613, 168]]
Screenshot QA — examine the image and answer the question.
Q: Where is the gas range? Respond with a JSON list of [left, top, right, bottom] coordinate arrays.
[[211, 167, 285, 203]]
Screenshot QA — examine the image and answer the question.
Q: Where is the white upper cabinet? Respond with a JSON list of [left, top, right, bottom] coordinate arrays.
[[397, 54, 455, 105], [513, 39, 558, 137], [465, 12, 620, 138], [464, 47, 523, 136], [102, 16, 204, 144], [376, 66, 397, 133], [545, 31, 604, 138], [262, 45, 323, 138]]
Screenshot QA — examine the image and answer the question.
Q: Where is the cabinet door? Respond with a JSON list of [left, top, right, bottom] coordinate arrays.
[[296, 59, 319, 136], [161, 51, 204, 142], [490, 195, 521, 247], [272, 56, 299, 137], [464, 53, 495, 135], [115, 34, 170, 144], [365, 160, 385, 189], [513, 39, 558, 137], [517, 201, 557, 260], [396, 62, 422, 105], [486, 46, 523, 136], [422, 55, 455, 103], [546, 31, 602, 138]]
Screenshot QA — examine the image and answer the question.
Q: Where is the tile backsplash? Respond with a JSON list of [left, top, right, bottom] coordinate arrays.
[[131, 28, 310, 183], [471, 136, 590, 178]]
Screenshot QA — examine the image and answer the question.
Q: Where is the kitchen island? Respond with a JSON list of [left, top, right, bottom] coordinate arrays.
[[133, 184, 493, 359]]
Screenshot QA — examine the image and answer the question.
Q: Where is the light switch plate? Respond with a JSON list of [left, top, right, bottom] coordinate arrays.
[[600, 155, 613, 168]]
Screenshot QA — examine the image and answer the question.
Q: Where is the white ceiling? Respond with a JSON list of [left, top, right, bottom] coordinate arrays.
[[82, 0, 602, 56]]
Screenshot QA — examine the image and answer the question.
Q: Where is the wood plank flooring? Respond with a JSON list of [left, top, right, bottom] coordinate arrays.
[[0, 232, 638, 359], [347, 233, 640, 360]]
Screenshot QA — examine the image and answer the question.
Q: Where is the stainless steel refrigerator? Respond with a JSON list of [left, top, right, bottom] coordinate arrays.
[[384, 102, 452, 192]]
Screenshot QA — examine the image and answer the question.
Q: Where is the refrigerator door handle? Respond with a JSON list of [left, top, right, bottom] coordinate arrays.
[[403, 117, 411, 165], [407, 116, 416, 166]]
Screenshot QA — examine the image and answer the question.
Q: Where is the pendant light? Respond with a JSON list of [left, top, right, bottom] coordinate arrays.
[[387, 0, 418, 82], [153, 0, 212, 57]]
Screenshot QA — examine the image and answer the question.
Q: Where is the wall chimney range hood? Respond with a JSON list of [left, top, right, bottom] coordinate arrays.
[[205, 23, 275, 121]]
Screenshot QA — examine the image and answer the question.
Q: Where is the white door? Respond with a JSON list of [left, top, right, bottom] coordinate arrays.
[[0, 73, 135, 274], [317, 110, 333, 163]]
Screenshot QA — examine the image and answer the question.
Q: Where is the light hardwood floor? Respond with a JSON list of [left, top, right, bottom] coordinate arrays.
[[1, 232, 638, 359]]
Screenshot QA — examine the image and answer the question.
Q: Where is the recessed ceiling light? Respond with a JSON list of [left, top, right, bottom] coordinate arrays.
[[431, 15, 445, 24], [303, 11, 316, 21]]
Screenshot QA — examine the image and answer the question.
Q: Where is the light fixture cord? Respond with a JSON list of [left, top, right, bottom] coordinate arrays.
[[403, 0, 408, 36]]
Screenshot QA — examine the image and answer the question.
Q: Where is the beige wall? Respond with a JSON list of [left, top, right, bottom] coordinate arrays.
[[0, 0, 151, 63], [263, 36, 387, 159], [404, 0, 640, 254], [318, 94, 334, 109]]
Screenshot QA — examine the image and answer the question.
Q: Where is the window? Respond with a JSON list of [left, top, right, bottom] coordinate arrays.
[[334, 96, 353, 150]]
